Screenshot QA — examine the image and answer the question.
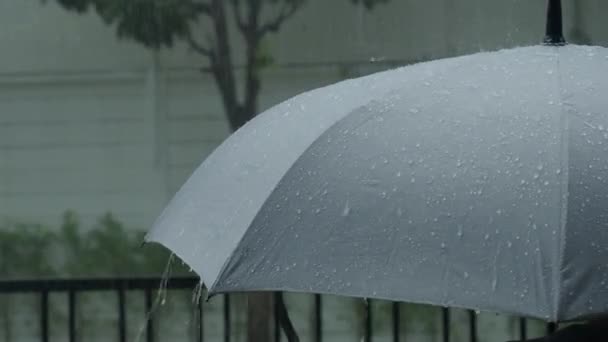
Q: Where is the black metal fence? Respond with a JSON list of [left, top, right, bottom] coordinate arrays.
[[0, 276, 555, 342]]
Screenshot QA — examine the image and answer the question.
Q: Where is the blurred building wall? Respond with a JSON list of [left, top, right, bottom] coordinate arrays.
[[1, 0, 604, 228]]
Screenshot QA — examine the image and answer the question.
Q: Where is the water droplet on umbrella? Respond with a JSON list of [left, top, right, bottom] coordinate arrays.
[[342, 202, 351, 217]]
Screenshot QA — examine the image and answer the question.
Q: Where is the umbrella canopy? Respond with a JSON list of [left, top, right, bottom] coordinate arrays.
[[146, 44, 608, 322]]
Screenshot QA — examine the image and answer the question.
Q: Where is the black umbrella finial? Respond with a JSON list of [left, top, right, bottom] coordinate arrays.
[[543, 0, 566, 46]]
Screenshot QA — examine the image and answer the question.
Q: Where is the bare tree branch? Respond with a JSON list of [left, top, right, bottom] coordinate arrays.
[[259, 2, 302, 35], [229, 0, 248, 33], [186, 32, 214, 57]]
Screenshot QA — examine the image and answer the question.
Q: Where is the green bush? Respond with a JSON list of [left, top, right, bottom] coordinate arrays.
[[0, 211, 195, 342], [0, 222, 56, 278], [0, 211, 191, 278]]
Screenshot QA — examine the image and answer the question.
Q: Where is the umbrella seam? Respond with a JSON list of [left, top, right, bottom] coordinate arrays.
[[554, 48, 569, 322]]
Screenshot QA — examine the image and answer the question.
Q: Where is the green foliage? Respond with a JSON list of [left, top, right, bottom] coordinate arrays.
[[94, 0, 201, 49], [0, 222, 56, 278], [44, 0, 201, 48], [0, 211, 189, 279], [254, 38, 276, 69], [46, 0, 390, 49]]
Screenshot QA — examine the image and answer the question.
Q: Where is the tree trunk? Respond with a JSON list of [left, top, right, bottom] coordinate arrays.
[[208, 3, 280, 341]]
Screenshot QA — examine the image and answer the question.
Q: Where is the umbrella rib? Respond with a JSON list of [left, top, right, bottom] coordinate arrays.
[[553, 49, 569, 322]]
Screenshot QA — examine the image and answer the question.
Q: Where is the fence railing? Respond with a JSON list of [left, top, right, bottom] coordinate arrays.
[[0, 276, 556, 342]]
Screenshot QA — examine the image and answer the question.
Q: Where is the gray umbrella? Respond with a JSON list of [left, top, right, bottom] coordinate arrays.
[[146, 5, 608, 324]]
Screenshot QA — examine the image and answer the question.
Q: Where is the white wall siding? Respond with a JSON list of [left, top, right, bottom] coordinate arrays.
[[0, 76, 167, 228]]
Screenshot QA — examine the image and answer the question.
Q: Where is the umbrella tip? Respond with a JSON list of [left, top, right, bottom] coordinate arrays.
[[543, 0, 566, 46]]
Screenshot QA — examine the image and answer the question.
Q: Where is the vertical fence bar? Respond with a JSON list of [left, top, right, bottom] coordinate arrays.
[[40, 290, 49, 342], [68, 290, 76, 342], [364, 299, 372, 342], [145, 288, 154, 342], [519, 318, 527, 341], [274, 293, 282, 342], [118, 285, 126, 342], [547, 322, 557, 335], [314, 294, 322, 342], [468, 310, 477, 342], [198, 293, 204, 342], [224, 294, 230, 342], [442, 308, 450, 342], [392, 302, 400, 342]]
